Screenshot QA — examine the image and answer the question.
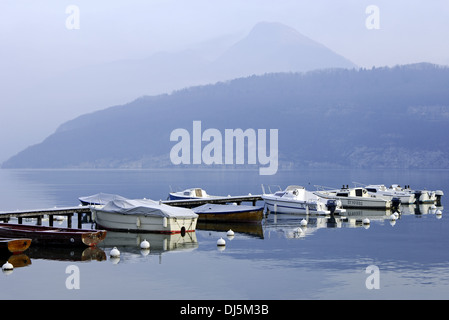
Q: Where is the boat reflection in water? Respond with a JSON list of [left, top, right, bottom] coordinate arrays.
[[401, 203, 444, 216], [26, 246, 107, 262], [197, 221, 264, 239], [100, 231, 198, 263], [264, 207, 405, 239], [0, 254, 31, 274], [0, 245, 106, 275]]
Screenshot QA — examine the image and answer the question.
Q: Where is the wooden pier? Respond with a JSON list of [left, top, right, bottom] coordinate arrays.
[[0, 206, 91, 229], [0, 194, 264, 229]]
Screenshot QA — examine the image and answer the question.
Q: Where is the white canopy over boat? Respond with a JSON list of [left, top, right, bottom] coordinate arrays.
[[79, 193, 127, 205], [100, 198, 198, 219]]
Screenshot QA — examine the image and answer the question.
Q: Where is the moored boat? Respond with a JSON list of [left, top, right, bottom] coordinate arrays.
[[192, 203, 264, 223], [314, 186, 391, 209], [363, 184, 415, 204], [79, 193, 127, 206], [262, 185, 346, 215], [0, 223, 106, 247], [168, 188, 219, 201], [91, 198, 198, 234], [404, 186, 438, 204]]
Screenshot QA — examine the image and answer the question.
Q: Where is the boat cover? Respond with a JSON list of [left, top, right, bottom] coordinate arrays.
[[192, 203, 263, 214], [79, 193, 127, 205], [100, 198, 198, 218]]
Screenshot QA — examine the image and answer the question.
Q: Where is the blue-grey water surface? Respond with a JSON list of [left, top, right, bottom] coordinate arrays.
[[0, 168, 448, 300]]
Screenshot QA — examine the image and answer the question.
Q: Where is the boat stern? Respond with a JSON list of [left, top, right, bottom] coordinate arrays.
[[81, 230, 107, 246]]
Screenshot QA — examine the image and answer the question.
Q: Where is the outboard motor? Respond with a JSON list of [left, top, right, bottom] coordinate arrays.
[[326, 199, 338, 214], [391, 197, 401, 213], [435, 190, 444, 206], [414, 190, 422, 203]]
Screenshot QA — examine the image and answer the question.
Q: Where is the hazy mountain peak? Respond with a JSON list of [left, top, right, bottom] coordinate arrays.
[[246, 21, 322, 48], [211, 21, 356, 78]]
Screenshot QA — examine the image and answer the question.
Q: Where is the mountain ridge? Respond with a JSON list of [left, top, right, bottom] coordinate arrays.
[[3, 63, 449, 170]]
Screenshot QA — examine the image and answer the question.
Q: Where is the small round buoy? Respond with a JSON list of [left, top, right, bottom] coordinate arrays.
[[300, 219, 308, 227], [2, 261, 13, 271], [217, 238, 226, 246], [390, 214, 397, 221], [363, 218, 370, 225], [140, 239, 150, 249], [436, 209, 442, 215], [110, 247, 120, 258], [227, 229, 234, 237]]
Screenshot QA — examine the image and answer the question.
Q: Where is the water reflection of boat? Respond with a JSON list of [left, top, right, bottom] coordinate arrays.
[[26, 246, 107, 262], [101, 231, 198, 253], [265, 208, 401, 240], [196, 221, 264, 239], [265, 214, 338, 239], [0, 254, 31, 269], [401, 203, 444, 215]]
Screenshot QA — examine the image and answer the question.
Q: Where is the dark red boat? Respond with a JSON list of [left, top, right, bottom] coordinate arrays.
[[0, 223, 106, 247]]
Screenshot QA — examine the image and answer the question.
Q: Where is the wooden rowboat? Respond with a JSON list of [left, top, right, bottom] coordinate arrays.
[[0, 238, 32, 253], [0, 223, 106, 247], [192, 204, 264, 223]]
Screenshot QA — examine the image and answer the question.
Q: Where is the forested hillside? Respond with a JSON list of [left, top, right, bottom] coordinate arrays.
[[3, 63, 449, 170]]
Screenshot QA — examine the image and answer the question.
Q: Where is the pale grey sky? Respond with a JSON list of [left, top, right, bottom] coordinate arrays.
[[1, 0, 448, 163]]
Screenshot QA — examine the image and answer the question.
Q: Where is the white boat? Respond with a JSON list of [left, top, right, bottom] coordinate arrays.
[[396, 185, 443, 204], [408, 188, 437, 204], [363, 184, 415, 204], [262, 185, 346, 215], [314, 186, 391, 209], [168, 188, 219, 201], [91, 198, 198, 234]]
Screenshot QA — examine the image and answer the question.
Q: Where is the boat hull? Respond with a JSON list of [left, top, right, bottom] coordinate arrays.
[[168, 194, 200, 201], [315, 194, 390, 209], [0, 238, 32, 253], [263, 197, 331, 215], [0, 223, 106, 247], [94, 210, 198, 234], [197, 208, 264, 223]]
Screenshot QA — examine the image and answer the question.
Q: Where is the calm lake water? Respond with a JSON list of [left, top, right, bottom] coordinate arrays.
[[0, 168, 447, 300]]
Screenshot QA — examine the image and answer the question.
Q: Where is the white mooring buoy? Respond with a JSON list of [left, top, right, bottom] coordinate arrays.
[[110, 247, 120, 258], [2, 261, 13, 272], [140, 239, 150, 249], [227, 229, 235, 237], [217, 238, 226, 246], [362, 218, 370, 225], [390, 213, 397, 221], [300, 219, 308, 227], [436, 209, 443, 215]]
